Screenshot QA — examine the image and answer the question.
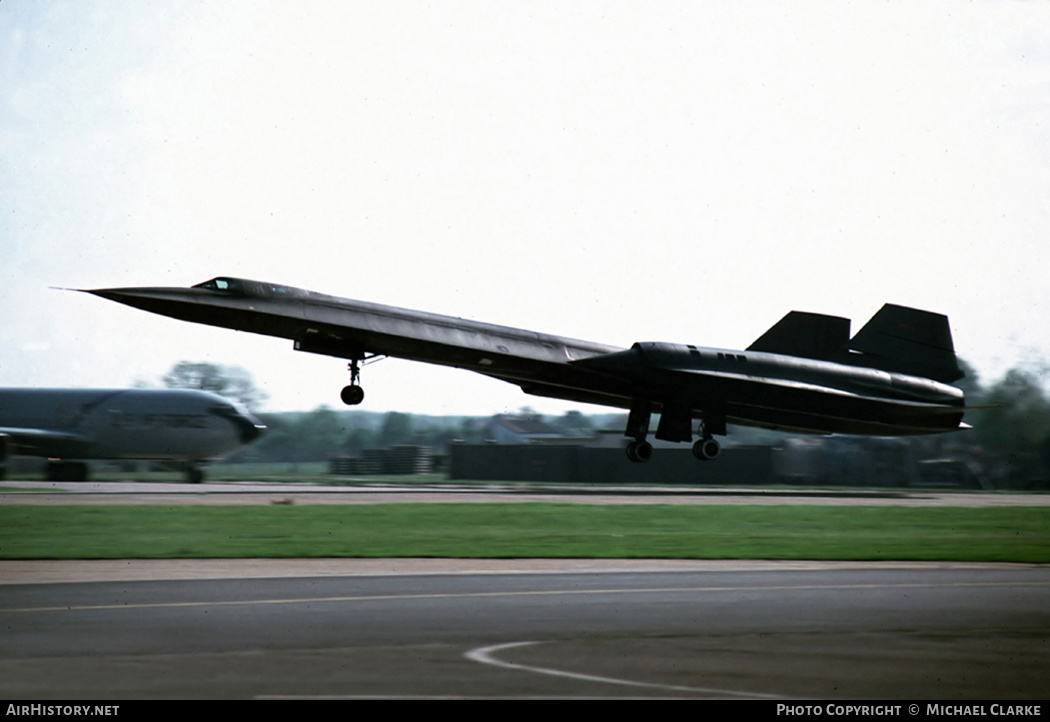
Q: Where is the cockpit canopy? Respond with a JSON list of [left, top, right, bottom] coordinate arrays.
[[192, 277, 308, 299], [193, 277, 242, 293]]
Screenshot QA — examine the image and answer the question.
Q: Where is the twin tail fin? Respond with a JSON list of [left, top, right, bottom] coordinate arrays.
[[748, 304, 964, 384]]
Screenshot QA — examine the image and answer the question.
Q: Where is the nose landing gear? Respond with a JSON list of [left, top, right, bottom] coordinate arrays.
[[341, 358, 365, 406], [339, 354, 386, 406]]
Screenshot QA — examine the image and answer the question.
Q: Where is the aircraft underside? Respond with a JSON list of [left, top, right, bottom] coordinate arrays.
[[496, 370, 963, 463], [290, 326, 968, 464]]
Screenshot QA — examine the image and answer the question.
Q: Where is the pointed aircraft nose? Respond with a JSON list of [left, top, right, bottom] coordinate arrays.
[[79, 286, 199, 313], [74, 284, 241, 328], [84, 288, 136, 302]]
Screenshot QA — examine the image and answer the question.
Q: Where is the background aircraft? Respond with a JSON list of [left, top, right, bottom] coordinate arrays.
[[0, 387, 265, 482], [83, 277, 968, 463]]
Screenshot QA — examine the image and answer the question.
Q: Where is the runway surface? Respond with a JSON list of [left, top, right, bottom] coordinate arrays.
[[2, 480, 1048, 699], [1, 564, 1047, 699], [3, 478, 1049, 506]]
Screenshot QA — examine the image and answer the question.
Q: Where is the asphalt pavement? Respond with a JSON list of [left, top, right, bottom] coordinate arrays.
[[1, 565, 1047, 699]]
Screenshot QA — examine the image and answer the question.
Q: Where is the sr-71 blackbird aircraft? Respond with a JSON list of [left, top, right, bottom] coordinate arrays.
[[82, 277, 968, 463], [0, 388, 265, 482]]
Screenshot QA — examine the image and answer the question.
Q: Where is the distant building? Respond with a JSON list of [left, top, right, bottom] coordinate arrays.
[[485, 413, 567, 444]]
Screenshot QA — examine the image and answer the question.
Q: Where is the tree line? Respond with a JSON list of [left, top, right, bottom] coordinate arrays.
[[152, 360, 1050, 465]]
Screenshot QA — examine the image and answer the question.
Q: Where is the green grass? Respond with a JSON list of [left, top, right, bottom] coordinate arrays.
[[1, 504, 1047, 561]]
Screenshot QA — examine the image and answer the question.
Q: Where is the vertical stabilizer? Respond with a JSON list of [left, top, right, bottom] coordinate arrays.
[[849, 304, 963, 383], [747, 311, 851, 360]]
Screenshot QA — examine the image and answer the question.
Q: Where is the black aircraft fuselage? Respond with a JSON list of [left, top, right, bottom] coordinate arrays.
[[84, 277, 967, 462]]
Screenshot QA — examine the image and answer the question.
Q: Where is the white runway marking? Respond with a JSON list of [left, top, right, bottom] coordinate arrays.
[[465, 641, 785, 699], [3, 580, 1046, 614]]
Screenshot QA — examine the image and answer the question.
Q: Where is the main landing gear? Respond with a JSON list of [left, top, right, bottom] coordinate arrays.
[[626, 429, 721, 463], [623, 398, 723, 463], [626, 439, 653, 463], [692, 434, 721, 461], [625, 397, 654, 462]]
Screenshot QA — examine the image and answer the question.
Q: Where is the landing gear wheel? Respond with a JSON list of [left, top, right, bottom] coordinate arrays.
[[692, 436, 720, 461], [340, 385, 365, 406], [626, 440, 653, 463]]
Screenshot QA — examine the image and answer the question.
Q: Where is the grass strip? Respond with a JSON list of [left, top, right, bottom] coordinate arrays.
[[0, 504, 1047, 562]]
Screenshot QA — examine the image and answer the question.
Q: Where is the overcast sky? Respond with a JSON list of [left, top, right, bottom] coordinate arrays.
[[3, 1, 1049, 415]]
